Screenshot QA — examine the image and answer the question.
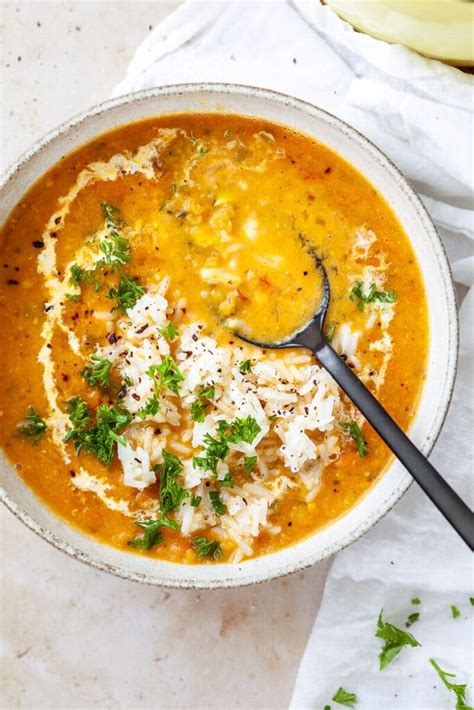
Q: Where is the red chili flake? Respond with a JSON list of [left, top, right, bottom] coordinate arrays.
[[236, 289, 248, 301], [259, 276, 272, 287], [7, 279, 19, 285]]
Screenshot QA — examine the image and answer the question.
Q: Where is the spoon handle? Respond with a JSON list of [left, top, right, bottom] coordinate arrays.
[[316, 342, 474, 550]]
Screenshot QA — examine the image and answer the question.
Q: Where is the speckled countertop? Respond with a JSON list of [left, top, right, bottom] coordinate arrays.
[[0, 3, 330, 708]]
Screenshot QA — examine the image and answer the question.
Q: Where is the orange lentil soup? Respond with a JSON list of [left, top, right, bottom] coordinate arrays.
[[0, 114, 428, 564]]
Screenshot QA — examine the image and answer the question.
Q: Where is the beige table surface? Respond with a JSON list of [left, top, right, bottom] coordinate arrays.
[[0, 3, 330, 708]]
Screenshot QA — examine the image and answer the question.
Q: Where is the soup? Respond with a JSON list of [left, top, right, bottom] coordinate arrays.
[[0, 114, 428, 563]]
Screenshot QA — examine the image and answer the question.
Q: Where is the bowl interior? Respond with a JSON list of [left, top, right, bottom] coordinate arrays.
[[0, 85, 457, 588]]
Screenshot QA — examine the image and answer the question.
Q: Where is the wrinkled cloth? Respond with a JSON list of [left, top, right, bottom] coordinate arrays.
[[113, 2, 473, 708]]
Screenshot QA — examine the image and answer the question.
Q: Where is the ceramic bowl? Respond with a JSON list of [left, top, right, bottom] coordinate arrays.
[[0, 84, 458, 588]]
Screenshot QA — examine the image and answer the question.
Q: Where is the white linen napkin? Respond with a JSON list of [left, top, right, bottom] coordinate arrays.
[[113, 2, 473, 707]]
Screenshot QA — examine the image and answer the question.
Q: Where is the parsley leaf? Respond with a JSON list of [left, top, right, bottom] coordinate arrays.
[[239, 359, 253, 374], [350, 281, 396, 311], [136, 393, 161, 420], [220, 472, 234, 488], [406, 613, 419, 628], [429, 659, 472, 710], [376, 610, 421, 670], [209, 490, 226, 515], [108, 273, 145, 312], [192, 536, 223, 560], [147, 356, 184, 397], [332, 687, 357, 707], [470, 597, 474, 606], [159, 322, 179, 341], [65, 397, 91, 429], [190, 383, 216, 422], [190, 492, 202, 508], [193, 431, 229, 474], [18, 407, 47, 444], [451, 605, 461, 619], [244, 455, 257, 475], [127, 520, 163, 550], [64, 403, 132, 465], [81, 355, 113, 388], [97, 203, 129, 267], [341, 422, 368, 457], [155, 449, 189, 513], [69, 264, 102, 298], [126, 512, 180, 551], [412, 597, 421, 605]]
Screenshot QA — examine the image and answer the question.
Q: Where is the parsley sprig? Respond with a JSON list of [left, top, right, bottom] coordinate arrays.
[[98, 202, 129, 267], [18, 407, 47, 444], [429, 659, 471, 710], [65, 397, 91, 429], [108, 272, 145, 312], [155, 450, 189, 513], [209, 490, 226, 515], [159, 322, 179, 341], [136, 393, 160, 420], [81, 355, 113, 389], [376, 610, 421, 670], [64, 403, 132, 465], [350, 281, 396, 311], [147, 356, 184, 397]]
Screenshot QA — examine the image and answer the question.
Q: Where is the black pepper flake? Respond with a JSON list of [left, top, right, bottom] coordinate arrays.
[[136, 324, 149, 334], [324, 167, 332, 174], [61, 373, 69, 382], [70, 470, 76, 477], [7, 279, 19, 285], [54, 216, 61, 225], [32, 240, 44, 249]]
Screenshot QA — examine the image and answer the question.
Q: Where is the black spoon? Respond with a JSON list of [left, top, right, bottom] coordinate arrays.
[[238, 258, 474, 549]]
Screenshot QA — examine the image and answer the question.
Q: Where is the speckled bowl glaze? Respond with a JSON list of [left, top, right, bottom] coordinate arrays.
[[0, 84, 458, 588]]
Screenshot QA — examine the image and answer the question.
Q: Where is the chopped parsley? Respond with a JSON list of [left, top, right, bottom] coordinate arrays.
[[470, 597, 474, 606], [341, 422, 368, 457], [239, 359, 253, 374], [192, 536, 222, 560], [65, 397, 91, 429], [429, 659, 471, 710], [81, 355, 113, 388], [190, 383, 216, 423], [376, 610, 421, 670], [98, 203, 129, 267], [193, 416, 261, 473], [325, 322, 338, 345], [126, 512, 180, 551], [412, 597, 421, 605], [18, 407, 47, 444], [71, 263, 86, 287], [147, 356, 184, 397], [108, 272, 145, 312], [155, 449, 189, 513], [209, 490, 226, 515], [127, 520, 164, 550], [193, 431, 229, 474], [136, 393, 160, 420], [69, 263, 102, 295], [350, 281, 396, 311], [64, 403, 132, 465], [451, 605, 461, 619], [227, 415, 261, 444], [406, 612, 420, 628], [220, 472, 234, 488], [159, 322, 179, 341], [332, 687, 358, 707], [190, 492, 202, 508], [243, 455, 257, 475], [268, 414, 278, 423]]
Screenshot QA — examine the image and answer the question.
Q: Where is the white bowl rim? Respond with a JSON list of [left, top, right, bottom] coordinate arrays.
[[0, 82, 459, 589]]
